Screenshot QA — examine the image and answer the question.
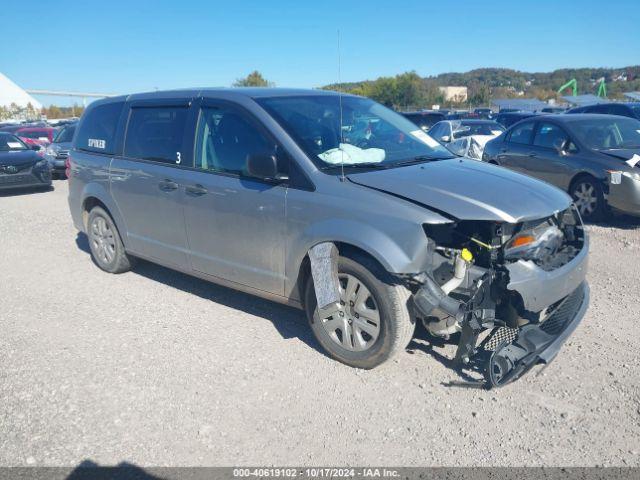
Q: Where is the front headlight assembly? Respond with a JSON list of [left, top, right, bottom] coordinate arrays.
[[623, 171, 640, 182], [504, 222, 564, 262]]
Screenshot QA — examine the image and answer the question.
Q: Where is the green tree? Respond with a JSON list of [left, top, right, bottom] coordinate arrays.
[[233, 71, 274, 87]]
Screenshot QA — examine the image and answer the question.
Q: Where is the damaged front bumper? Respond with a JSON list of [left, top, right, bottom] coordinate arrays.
[[413, 207, 590, 388], [507, 233, 589, 312], [483, 282, 589, 387], [607, 172, 640, 216]]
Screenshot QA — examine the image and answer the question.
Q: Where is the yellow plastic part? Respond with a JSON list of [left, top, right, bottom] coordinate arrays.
[[461, 248, 474, 262]]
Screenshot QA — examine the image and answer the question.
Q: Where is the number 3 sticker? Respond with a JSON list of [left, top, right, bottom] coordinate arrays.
[[176, 152, 182, 164]]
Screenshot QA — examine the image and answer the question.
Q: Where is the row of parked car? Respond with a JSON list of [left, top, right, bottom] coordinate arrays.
[[399, 102, 640, 221], [0, 120, 77, 182], [402, 101, 640, 130]]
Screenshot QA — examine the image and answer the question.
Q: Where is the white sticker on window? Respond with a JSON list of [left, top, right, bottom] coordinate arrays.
[[410, 129, 440, 148], [7, 142, 22, 148], [88, 138, 106, 149], [38, 137, 49, 141], [626, 154, 640, 168]]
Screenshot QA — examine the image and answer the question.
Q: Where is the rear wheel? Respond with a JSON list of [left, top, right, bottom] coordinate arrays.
[[570, 176, 605, 221], [87, 206, 134, 273], [304, 254, 415, 369]]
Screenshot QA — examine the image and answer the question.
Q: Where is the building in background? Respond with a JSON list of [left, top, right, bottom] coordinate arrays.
[[439, 86, 468, 103]]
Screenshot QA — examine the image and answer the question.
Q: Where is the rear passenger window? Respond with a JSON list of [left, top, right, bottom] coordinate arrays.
[[195, 106, 274, 176], [508, 122, 534, 145], [75, 102, 124, 154], [124, 107, 188, 164]]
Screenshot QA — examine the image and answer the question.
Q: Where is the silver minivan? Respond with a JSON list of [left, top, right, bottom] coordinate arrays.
[[68, 88, 589, 387]]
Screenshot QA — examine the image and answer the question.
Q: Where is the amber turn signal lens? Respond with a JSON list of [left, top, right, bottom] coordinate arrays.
[[510, 235, 535, 248]]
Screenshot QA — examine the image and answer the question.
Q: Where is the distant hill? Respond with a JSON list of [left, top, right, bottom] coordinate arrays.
[[432, 66, 640, 95], [323, 66, 640, 108]]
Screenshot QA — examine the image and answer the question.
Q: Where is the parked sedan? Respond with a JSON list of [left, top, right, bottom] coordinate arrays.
[[494, 111, 540, 128], [44, 123, 75, 178], [474, 108, 494, 119], [15, 126, 56, 147], [400, 110, 446, 130], [567, 102, 640, 120], [483, 114, 640, 220], [0, 133, 52, 191], [429, 119, 505, 159]]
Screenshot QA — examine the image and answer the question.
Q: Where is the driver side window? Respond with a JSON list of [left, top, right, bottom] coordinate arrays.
[[533, 123, 569, 149], [195, 106, 276, 177], [508, 122, 534, 145]]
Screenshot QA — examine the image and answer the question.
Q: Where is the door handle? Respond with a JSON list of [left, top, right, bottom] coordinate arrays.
[[159, 179, 178, 192], [528, 152, 537, 157], [185, 184, 208, 196]]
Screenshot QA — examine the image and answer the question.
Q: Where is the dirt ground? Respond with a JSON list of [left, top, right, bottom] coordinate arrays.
[[1, 180, 639, 467]]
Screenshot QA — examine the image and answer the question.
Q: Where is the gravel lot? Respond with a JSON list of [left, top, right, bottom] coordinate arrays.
[[1, 180, 639, 468]]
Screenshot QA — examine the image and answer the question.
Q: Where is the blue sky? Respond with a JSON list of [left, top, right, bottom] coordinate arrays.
[[3, 0, 639, 106]]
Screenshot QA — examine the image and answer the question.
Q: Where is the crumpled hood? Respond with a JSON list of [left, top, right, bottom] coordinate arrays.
[[348, 159, 572, 223], [0, 150, 41, 166]]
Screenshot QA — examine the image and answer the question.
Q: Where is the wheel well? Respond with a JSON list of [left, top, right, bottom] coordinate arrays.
[[295, 242, 388, 309], [568, 172, 601, 195], [82, 197, 111, 230]]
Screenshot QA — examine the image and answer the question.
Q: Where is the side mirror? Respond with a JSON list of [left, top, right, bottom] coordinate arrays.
[[30, 144, 41, 151], [246, 153, 286, 181], [554, 139, 568, 155], [441, 135, 451, 143]]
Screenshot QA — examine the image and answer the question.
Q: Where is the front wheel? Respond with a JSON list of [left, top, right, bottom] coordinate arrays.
[[571, 176, 605, 221], [304, 254, 415, 369]]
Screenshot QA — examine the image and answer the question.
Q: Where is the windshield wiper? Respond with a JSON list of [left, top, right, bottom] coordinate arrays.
[[393, 155, 456, 167], [320, 162, 387, 171]]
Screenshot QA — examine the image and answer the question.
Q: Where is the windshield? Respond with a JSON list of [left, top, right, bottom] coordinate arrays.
[[257, 95, 454, 169], [570, 117, 640, 150], [54, 125, 75, 143], [455, 122, 505, 138], [0, 133, 27, 151]]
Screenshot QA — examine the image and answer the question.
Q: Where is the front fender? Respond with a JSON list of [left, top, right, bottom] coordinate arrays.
[[285, 218, 431, 300]]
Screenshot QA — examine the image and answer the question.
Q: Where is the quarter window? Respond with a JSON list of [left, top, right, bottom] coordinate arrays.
[[195, 106, 274, 176], [508, 122, 534, 145], [533, 123, 569, 149], [124, 107, 188, 164], [75, 101, 124, 155]]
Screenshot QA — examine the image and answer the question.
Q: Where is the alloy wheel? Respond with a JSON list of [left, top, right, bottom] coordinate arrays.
[[317, 273, 381, 352], [573, 182, 598, 217], [90, 216, 116, 265]]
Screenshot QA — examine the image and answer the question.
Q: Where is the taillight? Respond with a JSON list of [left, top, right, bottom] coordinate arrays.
[[65, 156, 71, 178]]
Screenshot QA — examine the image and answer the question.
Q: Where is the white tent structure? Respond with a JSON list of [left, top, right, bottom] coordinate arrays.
[[0, 72, 42, 110]]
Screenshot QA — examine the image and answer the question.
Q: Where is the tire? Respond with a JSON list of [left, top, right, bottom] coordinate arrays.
[[304, 254, 415, 369], [570, 176, 606, 222], [87, 206, 135, 274]]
